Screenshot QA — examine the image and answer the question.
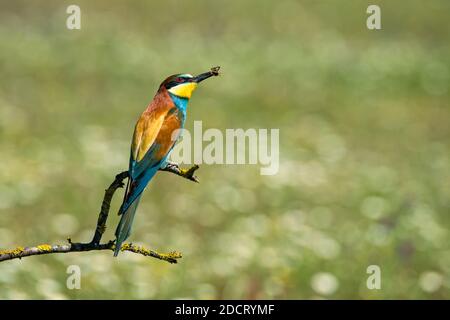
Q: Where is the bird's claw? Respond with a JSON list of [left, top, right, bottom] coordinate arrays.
[[180, 164, 200, 183]]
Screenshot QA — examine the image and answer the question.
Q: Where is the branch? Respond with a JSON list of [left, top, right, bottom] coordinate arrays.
[[0, 241, 182, 263], [160, 162, 200, 183], [90, 171, 129, 245], [0, 163, 199, 263]]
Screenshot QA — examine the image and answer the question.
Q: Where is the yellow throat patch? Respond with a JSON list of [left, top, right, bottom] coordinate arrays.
[[168, 82, 198, 99]]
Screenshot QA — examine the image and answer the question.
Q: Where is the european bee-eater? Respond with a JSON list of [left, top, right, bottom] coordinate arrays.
[[114, 67, 220, 256]]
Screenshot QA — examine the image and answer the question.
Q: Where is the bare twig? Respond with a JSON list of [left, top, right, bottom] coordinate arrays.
[[91, 171, 129, 245], [0, 162, 199, 263]]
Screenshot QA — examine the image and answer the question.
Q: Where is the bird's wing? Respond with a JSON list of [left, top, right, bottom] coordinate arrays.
[[130, 110, 167, 179], [121, 108, 182, 212]]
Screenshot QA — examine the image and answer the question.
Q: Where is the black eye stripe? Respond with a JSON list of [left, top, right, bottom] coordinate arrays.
[[164, 75, 194, 89], [165, 80, 181, 89]]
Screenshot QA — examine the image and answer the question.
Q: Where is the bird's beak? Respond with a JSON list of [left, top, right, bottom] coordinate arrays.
[[193, 66, 220, 83]]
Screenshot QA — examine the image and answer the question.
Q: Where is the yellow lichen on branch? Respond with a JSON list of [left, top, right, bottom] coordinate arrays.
[[0, 246, 25, 258], [0, 166, 198, 263], [118, 243, 182, 264], [37, 244, 53, 252]]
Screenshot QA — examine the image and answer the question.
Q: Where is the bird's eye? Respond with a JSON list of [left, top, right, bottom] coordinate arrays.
[[176, 77, 184, 83]]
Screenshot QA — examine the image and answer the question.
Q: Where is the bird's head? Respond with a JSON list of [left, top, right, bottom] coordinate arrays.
[[160, 66, 220, 99]]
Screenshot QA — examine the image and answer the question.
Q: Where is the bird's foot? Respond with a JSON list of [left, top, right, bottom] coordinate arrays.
[[179, 164, 200, 183], [160, 162, 200, 183]]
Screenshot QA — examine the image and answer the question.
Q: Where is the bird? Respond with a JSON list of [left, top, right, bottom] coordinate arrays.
[[114, 67, 220, 256]]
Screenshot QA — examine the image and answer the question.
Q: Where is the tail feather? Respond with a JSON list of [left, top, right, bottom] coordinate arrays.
[[114, 164, 159, 257], [114, 195, 141, 257]]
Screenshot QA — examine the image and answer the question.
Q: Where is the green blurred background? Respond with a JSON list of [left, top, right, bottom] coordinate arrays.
[[0, 0, 449, 299]]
